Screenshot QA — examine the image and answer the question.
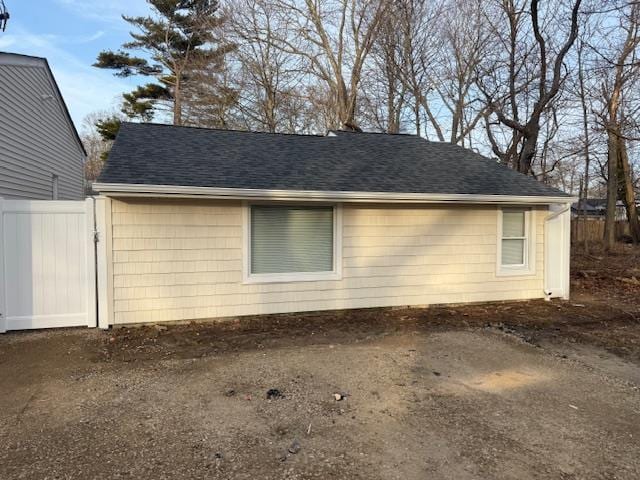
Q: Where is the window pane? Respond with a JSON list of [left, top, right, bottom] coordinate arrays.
[[502, 239, 525, 265], [251, 206, 334, 274], [503, 210, 525, 237]]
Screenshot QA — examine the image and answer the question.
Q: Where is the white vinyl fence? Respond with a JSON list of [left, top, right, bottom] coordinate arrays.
[[0, 199, 96, 332]]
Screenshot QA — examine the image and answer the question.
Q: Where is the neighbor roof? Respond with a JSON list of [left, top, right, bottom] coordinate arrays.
[[97, 123, 569, 199]]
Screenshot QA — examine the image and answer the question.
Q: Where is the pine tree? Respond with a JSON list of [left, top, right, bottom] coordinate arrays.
[[94, 0, 233, 125]]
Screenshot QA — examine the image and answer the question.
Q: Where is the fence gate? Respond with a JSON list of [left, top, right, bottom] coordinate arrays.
[[0, 199, 96, 332]]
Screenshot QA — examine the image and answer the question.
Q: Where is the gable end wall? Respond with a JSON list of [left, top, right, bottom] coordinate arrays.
[[0, 63, 84, 200]]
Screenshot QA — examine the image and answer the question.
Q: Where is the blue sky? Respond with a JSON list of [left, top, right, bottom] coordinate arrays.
[[0, 0, 151, 131]]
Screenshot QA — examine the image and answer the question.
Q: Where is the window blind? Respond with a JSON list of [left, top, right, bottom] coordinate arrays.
[[501, 209, 526, 266], [250, 205, 334, 274]]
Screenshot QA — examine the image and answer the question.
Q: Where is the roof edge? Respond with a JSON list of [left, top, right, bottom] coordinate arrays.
[[92, 183, 576, 204], [42, 58, 86, 157], [1, 52, 87, 157]]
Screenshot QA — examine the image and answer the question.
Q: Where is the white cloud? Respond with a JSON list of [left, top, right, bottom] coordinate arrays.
[[0, 26, 136, 127], [54, 0, 151, 28], [78, 30, 106, 44]]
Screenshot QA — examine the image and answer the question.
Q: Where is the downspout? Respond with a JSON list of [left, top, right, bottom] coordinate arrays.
[[543, 203, 571, 301]]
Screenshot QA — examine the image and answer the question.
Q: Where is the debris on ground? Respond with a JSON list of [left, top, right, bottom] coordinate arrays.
[[288, 439, 301, 454], [224, 389, 235, 397], [266, 388, 284, 400], [333, 392, 350, 401], [2, 248, 640, 479]]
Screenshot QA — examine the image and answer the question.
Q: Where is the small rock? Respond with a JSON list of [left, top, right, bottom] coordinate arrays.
[[266, 388, 284, 400], [224, 389, 236, 397], [432, 371, 441, 376], [153, 324, 168, 332], [288, 439, 301, 454]]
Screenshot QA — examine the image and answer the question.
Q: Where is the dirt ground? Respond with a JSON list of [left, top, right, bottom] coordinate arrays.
[[1, 248, 640, 479]]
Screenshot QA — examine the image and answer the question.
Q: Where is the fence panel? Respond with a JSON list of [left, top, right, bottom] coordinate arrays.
[[0, 199, 96, 332], [571, 218, 629, 243]]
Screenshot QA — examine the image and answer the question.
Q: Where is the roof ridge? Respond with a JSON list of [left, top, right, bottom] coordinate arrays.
[[123, 122, 325, 138], [327, 129, 415, 137], [0, 51, 46, 62]]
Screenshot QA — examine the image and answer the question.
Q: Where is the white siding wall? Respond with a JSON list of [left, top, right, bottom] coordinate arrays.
[[0, 56, 84, 200], [110, 199, 546, 325]]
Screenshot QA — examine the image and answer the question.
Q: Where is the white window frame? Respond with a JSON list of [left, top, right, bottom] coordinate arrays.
[[496, 207, 536, 276], [242, 202, 343, 284]]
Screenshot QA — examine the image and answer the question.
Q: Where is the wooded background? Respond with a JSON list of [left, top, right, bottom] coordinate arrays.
[[82, 0, 640, 248]]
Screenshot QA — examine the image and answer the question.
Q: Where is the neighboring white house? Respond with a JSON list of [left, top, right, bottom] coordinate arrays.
[[92, 123, 574, 328], [0, 52, 85, 200]]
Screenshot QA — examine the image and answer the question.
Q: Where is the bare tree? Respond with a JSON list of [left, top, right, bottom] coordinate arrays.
[[391, 0, 449, 140], [360, 9, 409, 133], [480, 0, 583, 174], [594, 1, 640, 247], [265, 0, 389, 130], [576, 35, 594, 252], [80, 111, 124, 188], [432, 0, 490, 145], [225, 0, 306, 132]]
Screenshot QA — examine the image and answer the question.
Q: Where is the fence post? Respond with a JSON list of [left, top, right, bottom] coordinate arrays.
[[86, 198, 97, 328], [0, 197, 5, 333], [95, 197, 113, 329]]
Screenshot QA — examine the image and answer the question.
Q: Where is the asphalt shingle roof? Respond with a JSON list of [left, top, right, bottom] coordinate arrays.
[[97, 123, 570, 198]]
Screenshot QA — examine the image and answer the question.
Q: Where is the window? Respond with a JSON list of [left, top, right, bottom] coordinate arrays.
[[497, 208, 535, 275], [245, 204, 342, 283]]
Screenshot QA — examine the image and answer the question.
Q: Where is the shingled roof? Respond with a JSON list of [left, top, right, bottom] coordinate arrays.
[[97, 122, 569, 198]]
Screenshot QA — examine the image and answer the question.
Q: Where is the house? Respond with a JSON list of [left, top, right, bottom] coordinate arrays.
[[571, 199, 607, 218], [0, 52, 85, 200], [571, 198, 634, 221], [91, 123, 574, 328]]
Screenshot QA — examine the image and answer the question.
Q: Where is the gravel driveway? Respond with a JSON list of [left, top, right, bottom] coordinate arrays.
[[1, 312, 639, 479]]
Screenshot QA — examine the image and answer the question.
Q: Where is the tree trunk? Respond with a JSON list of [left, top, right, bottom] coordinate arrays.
[[618, 136, 640, 243], [517, 127, 539, 174], [173, 74, 182, 126], [604, 129, 619, 250], [577, 41, 591, 253]]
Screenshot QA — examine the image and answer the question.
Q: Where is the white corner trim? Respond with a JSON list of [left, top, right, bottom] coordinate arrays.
[[495, 207, 537, 277], [0, 197, 5, 333], [85, 198, 97, 328], [92, 183, 577, 205], [95, 197, 114, 329], [242, 202, 343, 284]]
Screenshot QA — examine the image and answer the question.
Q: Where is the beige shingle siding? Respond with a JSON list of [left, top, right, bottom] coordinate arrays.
[[110, 198, 545, 325], [0, 58, 84, 200]]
